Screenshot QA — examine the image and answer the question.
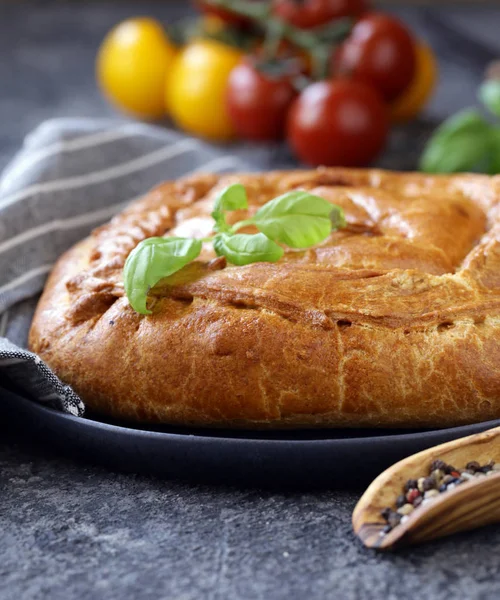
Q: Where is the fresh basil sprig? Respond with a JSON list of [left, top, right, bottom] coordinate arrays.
[[420, 80, 500, 175], [124, 184, 345, 314]]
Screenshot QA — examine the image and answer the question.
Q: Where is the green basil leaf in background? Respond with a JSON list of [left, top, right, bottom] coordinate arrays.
[[213, 233, 284, 266], [419, 109, 493, 173], [486, 127, 500, 174], [479, 80, 500, 119], [124, 237, 202, 314], [252, 191, 345, 248], [211, 183, 249, 233]]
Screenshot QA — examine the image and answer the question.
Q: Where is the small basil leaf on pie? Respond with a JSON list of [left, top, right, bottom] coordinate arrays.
[[252, 190, 343, 248], [124, 237, 202, 314], [213, 232, 284, 265], [211, 183, 248, 233]]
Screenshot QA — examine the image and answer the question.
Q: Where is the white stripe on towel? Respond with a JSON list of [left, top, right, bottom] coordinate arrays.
[[187, 156, 243, 175], [0, 264, 53, 296], [1, 127, 146, 190], [0, 200, 131, 254], [0, 139, 199, 209]]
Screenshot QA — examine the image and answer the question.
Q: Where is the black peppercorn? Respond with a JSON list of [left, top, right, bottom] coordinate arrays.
[[381, 508, 392, 521], [396, 494, 407, 508], [422, 477, 436, 491], [466, 461, 480, 472], [388, 512, 402, 528], [430, 459, 447, 472], [404, 479, 418, 492]]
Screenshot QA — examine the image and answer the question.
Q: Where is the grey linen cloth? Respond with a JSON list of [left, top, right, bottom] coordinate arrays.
[[0, 117, 264, 416]]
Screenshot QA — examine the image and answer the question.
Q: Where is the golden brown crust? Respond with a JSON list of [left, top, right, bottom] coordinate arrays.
[[29, 168, 500, 428]]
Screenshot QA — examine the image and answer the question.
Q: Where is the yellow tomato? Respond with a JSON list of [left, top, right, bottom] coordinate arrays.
[[391, 42, 438, 123], [166, 40, 243, 141], [97, 18, 176, 120]]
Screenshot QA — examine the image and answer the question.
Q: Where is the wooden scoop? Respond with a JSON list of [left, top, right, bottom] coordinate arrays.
[[353, 426, 500, 550]]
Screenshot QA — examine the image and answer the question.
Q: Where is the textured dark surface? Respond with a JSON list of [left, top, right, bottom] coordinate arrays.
[[2, 432, 500, 600], [2, 2, 500, 599]]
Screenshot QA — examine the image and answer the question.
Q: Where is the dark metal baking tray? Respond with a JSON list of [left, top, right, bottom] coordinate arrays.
[[3, 389, 499, 488]]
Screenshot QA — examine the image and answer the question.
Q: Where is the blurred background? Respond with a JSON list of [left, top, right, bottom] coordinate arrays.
[[2, 0, 500, 172]]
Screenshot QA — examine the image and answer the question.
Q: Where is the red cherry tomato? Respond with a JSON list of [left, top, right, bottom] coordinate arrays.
[[334, 13, 417, 101], [272, 0, 369, 29], [194, 0, 251, 26], [226, 61, 297, 141], [286, 79, 388, 167]]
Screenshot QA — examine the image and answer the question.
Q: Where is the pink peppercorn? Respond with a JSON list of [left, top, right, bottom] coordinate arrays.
[[406, 489, 421, 504]]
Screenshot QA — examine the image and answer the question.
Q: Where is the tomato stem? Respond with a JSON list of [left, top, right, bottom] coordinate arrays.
[[204, 0, 353, 80], [310, 45, 331, 80], [207, 0, 271, 21], [263, 18, 286, 61]]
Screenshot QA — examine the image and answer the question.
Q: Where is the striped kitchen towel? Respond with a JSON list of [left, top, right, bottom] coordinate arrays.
[[0, 117, 270, 415]]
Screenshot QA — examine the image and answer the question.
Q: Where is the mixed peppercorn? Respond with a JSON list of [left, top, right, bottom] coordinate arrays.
[[380, 459, 500, 534]]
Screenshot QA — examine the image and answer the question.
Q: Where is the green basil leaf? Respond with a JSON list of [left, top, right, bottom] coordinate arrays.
[[486, 127, 500, 174], [213, 233, 284, 266], [124, 237, 202, 314], [329, 204, 346, 230], [211, 183, 248, 233], [252, 191, 345, 248], [479, 80, 500, 118], [420, 110, 493, 173], [424, 109, 489, 142]]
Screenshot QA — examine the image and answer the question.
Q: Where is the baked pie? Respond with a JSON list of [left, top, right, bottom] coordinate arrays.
[[29, 168, 500, 428]]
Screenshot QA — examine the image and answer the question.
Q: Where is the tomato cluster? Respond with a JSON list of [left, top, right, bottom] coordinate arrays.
[[97, 1, 438, 167]]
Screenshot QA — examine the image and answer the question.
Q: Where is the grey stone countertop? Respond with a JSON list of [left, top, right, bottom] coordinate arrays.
[[2, 2, 500, 599]]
